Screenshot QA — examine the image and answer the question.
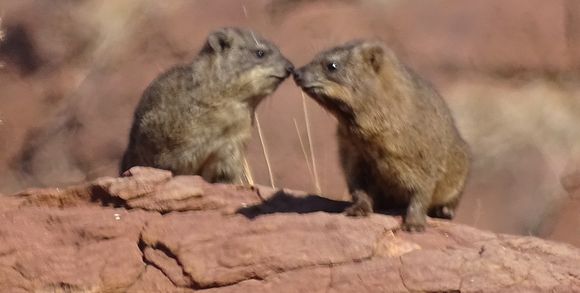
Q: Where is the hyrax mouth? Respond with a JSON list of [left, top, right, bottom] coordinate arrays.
[[268, 64, 294, 80], [269, 73, 289, 80], [292, 68, 353, 117], [298, 86, 355, 122]]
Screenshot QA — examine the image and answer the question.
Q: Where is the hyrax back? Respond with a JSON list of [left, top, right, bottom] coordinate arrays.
[[293, 41, 470, 232], [121, 27, 293, 184]]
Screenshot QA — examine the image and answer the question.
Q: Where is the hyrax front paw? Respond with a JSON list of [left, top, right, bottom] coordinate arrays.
[[344, 190, 373, 217], [402, 213, 427, 232], [345, 202, 373, 217], [401, 221, 426, 232], [402, 193, 430, 232]]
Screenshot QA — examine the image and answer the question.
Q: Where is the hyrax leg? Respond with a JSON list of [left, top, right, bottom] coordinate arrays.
[[429, 143, 469, 220], [428, 157, 468, 220], [201, 143, 246, 184], [345, 190, 374, 217], [402, 185, 434, 232], [339, 138, 374, 217]]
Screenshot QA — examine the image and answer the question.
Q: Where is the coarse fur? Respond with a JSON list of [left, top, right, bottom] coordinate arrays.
[[293, 40, 470, 232], [120, 27, 293, 184]]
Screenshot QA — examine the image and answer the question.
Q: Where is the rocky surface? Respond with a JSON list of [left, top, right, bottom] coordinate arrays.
[[1, 167, 579, 292]]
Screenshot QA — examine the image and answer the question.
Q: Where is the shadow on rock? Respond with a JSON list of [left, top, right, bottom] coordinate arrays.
[[237, 190, 351, 219], [237, 189, 409, 219]]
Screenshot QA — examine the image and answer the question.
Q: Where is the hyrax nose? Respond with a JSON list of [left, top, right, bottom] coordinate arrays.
[[286, 64, 295, 74], [293, 69, 304, 84]]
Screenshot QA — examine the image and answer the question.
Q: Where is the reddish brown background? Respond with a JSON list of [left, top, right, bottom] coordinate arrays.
[[0, 0, 579, 245]]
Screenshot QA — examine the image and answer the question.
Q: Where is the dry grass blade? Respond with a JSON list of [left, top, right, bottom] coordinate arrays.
[[0, 16, 5, 70], [242, 4, 249, 18], [255, 113, 275, 188], [301, 92, 322, 194], [0, 16, 5, 42], [242, 155, 255, 186], [293, 118, 316, 188]]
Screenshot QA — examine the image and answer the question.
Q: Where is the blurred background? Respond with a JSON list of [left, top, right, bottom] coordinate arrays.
[[0, 0, 578, 246]]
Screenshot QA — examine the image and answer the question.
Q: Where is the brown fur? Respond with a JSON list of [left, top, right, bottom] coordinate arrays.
[[120, 27, 293, 184], [293, 41, 470, 232]]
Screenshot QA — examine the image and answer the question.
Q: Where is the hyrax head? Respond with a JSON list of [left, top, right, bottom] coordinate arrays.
[[293, 41, 395, 122], [200, 27, 293, 105]]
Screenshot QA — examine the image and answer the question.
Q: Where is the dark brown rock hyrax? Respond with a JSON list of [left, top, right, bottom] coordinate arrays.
[[120, 27, 293, 184], [293, 41, 470, 232]]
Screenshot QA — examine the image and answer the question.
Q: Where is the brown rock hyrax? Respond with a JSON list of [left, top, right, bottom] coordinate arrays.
[[293, 41, 470, 232], [120, 27, 293, 184]]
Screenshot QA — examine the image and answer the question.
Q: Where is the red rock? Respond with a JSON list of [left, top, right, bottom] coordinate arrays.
[[381, 0, 574, 74], [140, 211, 398, 288], [142, 247, 192, 288], [562, 169, 580, 196], [127, 266, 193, 293], [541, 198, 580, 248], [126, 176, 259, 213], [97, 166, 173, 201], [15, 183, 94, 208], [0, 170, 578, 291], [400, 249, 463, 291], [0, 206, 158, 291]]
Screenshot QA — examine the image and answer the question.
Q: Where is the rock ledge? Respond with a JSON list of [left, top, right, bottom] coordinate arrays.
[[1, 167, 579, 292]]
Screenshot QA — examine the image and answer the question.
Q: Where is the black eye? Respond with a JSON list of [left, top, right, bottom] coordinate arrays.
[[326, 62, 339, 72], [256, 49, 265, 58]]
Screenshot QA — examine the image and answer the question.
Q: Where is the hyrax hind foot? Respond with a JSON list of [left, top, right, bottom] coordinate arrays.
[[344, 190, 373, 217], [429, 205, 455, 220]]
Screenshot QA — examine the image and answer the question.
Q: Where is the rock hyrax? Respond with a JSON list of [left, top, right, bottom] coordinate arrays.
[[120, 27, 293, 184], [293, 41, 470, 232]]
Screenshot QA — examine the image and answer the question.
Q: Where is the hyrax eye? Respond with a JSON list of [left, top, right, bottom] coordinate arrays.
[[326, 62, 339, 72], [255, 49, 265, 58]]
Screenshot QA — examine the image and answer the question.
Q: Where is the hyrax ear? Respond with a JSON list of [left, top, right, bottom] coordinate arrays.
[[360, 42, 385, 73], [206, 28, 234, 53]]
